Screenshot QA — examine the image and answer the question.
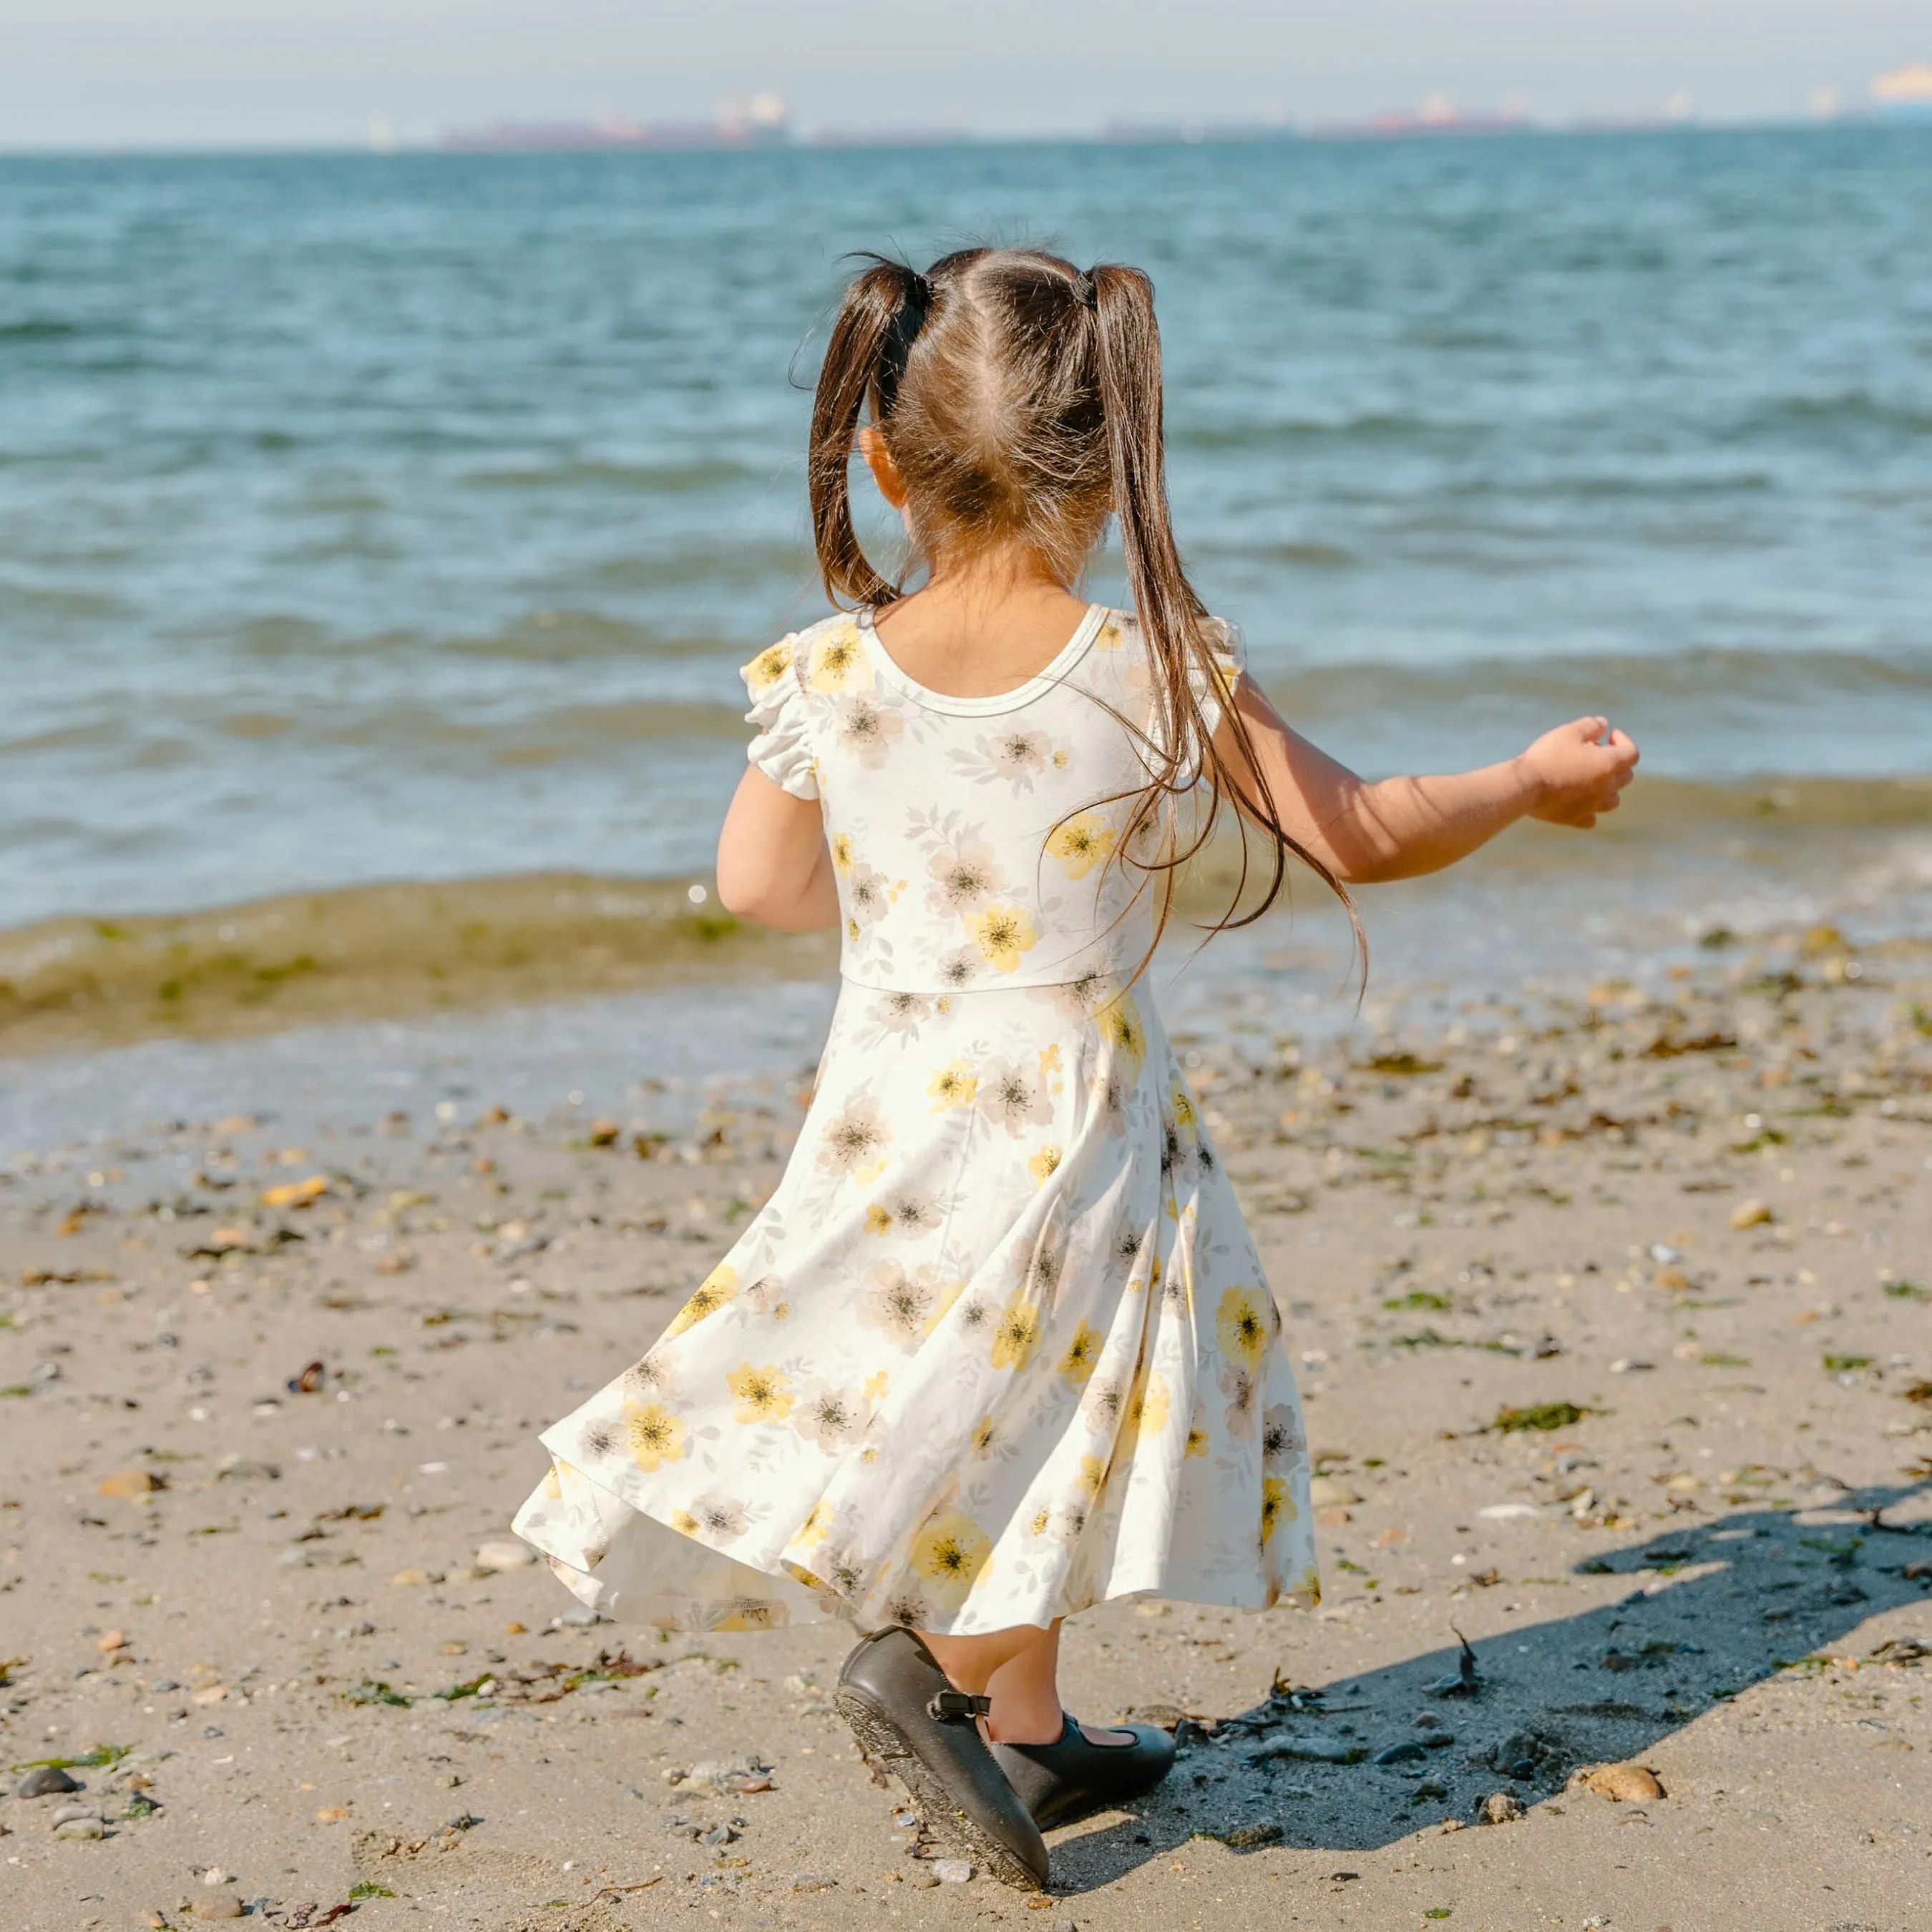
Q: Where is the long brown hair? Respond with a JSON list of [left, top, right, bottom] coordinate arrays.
[[806, 245, 1357, 965]]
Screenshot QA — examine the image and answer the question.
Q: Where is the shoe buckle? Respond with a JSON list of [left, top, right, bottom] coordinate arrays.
[[927, 1689, 993, 1722]]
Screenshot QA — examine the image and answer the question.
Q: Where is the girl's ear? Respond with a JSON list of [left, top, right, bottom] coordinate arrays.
[[857, 424, 910, 510]]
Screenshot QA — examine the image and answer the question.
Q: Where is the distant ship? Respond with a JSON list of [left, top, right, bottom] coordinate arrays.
[[442, 97, 789, 153], [1870, 64, 1932, 117]]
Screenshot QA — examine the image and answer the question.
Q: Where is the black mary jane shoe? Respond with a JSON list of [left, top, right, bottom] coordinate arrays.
[[989, 1712, 1177, 1831], [835, 1627, 1050, 1892]]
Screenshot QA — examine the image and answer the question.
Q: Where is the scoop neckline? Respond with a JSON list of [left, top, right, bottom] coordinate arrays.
[[857, 601, 1110, 716]]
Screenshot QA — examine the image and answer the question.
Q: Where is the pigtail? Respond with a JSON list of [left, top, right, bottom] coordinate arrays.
[[1090, 263, 1362, 977], [807, 256, 929, 610]]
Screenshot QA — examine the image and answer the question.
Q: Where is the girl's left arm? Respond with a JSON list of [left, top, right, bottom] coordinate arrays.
[[1213, 676, 1639, 885], [716, 769, 841, 930]]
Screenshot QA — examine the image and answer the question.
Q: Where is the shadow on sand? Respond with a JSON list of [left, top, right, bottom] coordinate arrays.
[[1053, 1483, 1931, 1891]]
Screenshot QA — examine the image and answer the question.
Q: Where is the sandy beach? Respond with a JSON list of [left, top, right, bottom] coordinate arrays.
[[3, 919, 1928, 1931]]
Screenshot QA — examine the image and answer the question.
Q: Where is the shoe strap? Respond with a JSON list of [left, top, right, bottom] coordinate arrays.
[[927, 1689, 994, 1722]]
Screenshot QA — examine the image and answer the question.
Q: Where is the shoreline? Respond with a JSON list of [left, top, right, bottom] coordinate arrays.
[[5, 771, 1932, 1062]]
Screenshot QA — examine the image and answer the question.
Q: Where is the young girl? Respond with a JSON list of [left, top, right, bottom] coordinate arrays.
[[513, 247, 1638, 1890]]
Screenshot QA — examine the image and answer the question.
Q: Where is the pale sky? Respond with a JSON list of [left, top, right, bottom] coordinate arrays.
[[0, 0, 1923, 148]]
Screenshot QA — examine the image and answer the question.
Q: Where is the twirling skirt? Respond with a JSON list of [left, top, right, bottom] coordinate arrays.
[[512, 977, 1317, 1634]]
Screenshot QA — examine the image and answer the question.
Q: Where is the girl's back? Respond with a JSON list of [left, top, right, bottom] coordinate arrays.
[[746, 600, 1241, 995]]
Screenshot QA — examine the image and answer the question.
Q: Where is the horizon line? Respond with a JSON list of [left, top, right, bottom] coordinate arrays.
[[1, 109, 1923, 161]]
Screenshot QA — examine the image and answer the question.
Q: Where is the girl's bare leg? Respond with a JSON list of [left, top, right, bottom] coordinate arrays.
[[918, 1621, 1131, 1747]]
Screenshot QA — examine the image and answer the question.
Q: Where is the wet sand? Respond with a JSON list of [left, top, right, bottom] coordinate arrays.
[[2, 922, 1929, 1931]]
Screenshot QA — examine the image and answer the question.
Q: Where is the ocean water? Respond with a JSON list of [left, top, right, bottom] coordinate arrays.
[[2, 127, 1931, 1054]]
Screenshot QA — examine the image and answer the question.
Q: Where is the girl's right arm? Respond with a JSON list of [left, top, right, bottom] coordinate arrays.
[[716, 769, 841, 930], [1214, 677, 1640, 886]]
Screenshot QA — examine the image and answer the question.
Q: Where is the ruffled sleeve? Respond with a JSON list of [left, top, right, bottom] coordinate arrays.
[[1191, 616, 1248, 741], [739, 636, 820, 801]]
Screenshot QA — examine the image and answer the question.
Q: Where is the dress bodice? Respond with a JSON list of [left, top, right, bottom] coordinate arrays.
[[740, 604, 1242, 997]]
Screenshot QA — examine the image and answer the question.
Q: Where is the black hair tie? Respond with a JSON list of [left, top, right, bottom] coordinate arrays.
[[875, 267, 931, 418]]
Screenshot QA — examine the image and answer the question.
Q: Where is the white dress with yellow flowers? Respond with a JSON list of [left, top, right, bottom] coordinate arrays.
[[512, 604, 1318, 1634]]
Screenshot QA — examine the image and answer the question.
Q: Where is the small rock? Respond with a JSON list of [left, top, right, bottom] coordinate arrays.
[[54, 1817, 106, 1840], [1308, 1476, 1360, 1509], [1248, 1731, 1362, 1765], [19, 1767, 83, 1798], [1413, 1777, 1448, 1801], [1372, 1741, 1428, 1765], [1477, 1792, 1523, 1825], [930, 1858, 974, 1883], [474, 1539, 536, 1573], [97, 1629, 128, 1653], [1584, 1762, 1665, 1802], [907, 1870, 940, 1888], [1222, 1821, 1284, 1849], [192, 1898, 245, 1921], [1728, 1197, 1774, 1230], [96, 1468, 161, 1501], [51, 1805, 99, 1826], [791, 1873, 838, 1893]]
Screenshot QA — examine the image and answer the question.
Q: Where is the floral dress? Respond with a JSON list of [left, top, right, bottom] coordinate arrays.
[[512, 603, 1318, 1634]]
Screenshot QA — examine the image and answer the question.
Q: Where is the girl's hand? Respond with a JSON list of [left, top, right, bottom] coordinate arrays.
[[1518, 718, 1640, 829]]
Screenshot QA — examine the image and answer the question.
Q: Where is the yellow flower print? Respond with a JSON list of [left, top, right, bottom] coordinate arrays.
[[621, 1399, 687, 1472], [809, 624, 863, 693], [1184, 1425, 1209, 1458], [928, 1060, 978, 1110], [1057, 1320, 1102, 1385], [1097, 992, 1146, 1071], [726, 1362, 794, 1425], [924, 1277, 967, 1335], [1171, 1087, 1196, 1130], [542, 1465, 563, 1501], [670, 1508, 700, 1536], [743, 640, 794, 693], [713, 1604, 784, 1632], [864, 1203, 891, 1236], [1030, 1504, 1050, 1536], [864, 1367, 892, 1401], [665, 1264, 738, 1337], [1028, 1144, 1062, 1186], [1260, 1475, 1297, 1542], [970, 902, 1038, 974], [794, 1499, 834, 1548], [1045, 811, 1116, 880], [1130, 1370, 1171, 1438], [970, 1413, 1000, 1457], [990, 1294, 1043, 1372], [910, 1510, 992, 1611], [830, 831, 854, 872], [1216, 1286, 1272, 1367], [1075, 1453, 1108, 1500]]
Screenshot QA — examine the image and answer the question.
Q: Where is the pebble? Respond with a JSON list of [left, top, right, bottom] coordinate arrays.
[[474, 1539, 537, 1572], [1221, 1821, 1284, 1849], [51, 1804, 99, 1826], [1372, 1741, 1428, 1765], [19, 1766, 82, 1798], [1308, 1476, 1361, 1508], [907, 1870, 940, 1888], [1584, 1762, 1666, 1802], [1478, 1792, 1523, 1825], [1413, 1777, 1448, 1801], [930, 1858, 974, 1883], [1728, 1196, 1774, 1230], [791, 1873, 838, 1892], [192, 1898, 245, 1921], [1248, 1732, 1361, 1765], [54, 1817, 105, 1840]]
